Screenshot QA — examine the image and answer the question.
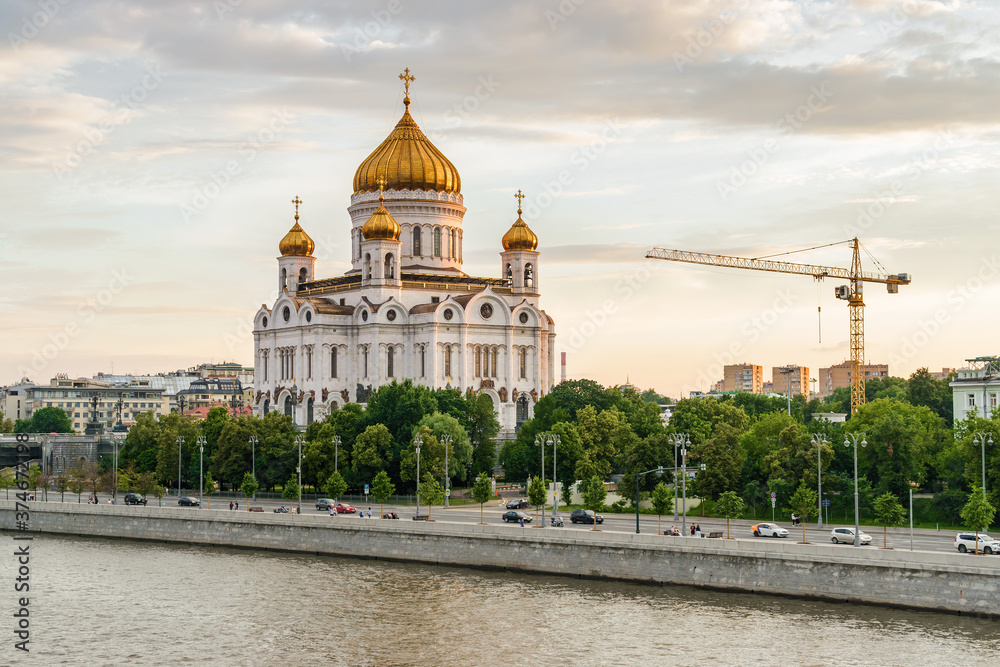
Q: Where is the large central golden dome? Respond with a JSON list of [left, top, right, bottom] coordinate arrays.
[[353, 89, 461, 195]]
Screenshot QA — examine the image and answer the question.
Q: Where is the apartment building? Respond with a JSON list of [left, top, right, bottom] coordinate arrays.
[[817, 361, 889, 398], [723, 363, 764, 394]]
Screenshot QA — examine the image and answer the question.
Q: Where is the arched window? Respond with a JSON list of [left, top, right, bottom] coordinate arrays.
[[505, 263, 513, 282], [450, 229, 456, 258], [434, 227, 441, 257], [491, 348, 498, 378], [365, 253, 372, 281], [519, 348, 527, 379], [524, 263, 534, 288], [263, 399, 269, 415], [363, 347, 369, 377], [299, 267, 308, 283], [330, 347, 338, 378], [412, 227, 422, 256], [444, 346, 452, 378], [475, 346, 481, 377], [384, 253, 395, 279], [516, 395, 529, 425], [307, 397, 314, 424], [387, 347, 394, 378], [420, 346, 426, 377], [281, 268, 287, 290], [283, 395, 292, 417]]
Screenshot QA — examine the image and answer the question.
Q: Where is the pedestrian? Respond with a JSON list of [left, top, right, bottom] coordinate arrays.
[[695, 524, 701, 538], [368, 507, 372, 518], [690, 524, 695, 536], [235, 500, 239, 510], [519, 517, 525, 527], [329, 506, 335, 516], [229, 501, 234, 511]]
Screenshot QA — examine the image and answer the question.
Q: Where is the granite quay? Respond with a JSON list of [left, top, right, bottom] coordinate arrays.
[[3, 501, 999, 617]]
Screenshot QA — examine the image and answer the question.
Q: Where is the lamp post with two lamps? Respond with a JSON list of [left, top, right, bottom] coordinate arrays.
[[972, 432, 994, 493], [668, 433, 691, 535], [534, 433, 547, 526], [845, 433, 867, 547], [197, 435, 206, 509], [414, 433, 422, 517], [295, 434, 304, 514], [176, 436, 184, 499], [441, 434, 452, 508], [811, 433, 828, 529]]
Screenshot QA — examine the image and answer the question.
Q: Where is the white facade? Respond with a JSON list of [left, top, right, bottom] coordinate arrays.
[[950, 366, 1000, 423], [252, 93, 556, 434]]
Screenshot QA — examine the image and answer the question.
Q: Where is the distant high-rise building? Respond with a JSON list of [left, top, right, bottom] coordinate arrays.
[[772, 365, 810, 397], [818, 361, 889, 398], [723, 363, 763, 394], [930, 367, 956, 380]]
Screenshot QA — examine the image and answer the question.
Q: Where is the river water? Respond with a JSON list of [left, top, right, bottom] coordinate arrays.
[[6, 533, 1000, 665]]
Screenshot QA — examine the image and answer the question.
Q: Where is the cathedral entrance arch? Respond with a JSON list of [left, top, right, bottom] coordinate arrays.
[[283, 395, 292, 417], [516, 394, 529, 427]]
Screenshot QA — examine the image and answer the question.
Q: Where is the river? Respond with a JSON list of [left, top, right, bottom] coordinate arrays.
[[7, 533, 1000, 665]]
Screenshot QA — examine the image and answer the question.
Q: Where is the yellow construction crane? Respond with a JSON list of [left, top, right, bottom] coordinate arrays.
[[645, 238, 911, 414]]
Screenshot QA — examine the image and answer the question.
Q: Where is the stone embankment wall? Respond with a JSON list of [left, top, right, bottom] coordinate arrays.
[[3, 502, 997, 615]]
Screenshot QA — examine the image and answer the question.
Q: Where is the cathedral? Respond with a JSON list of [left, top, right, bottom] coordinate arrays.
[[252, 70, 556, 434]]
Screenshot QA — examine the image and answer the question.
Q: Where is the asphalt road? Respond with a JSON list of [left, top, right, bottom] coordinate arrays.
[[45, 493, 978, 555]]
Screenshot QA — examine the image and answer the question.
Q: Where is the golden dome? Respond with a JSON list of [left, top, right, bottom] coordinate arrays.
[[353, 71, 461, 195], [502, 190, 538, 251], [279, 196, 315, 256], [361, 189, 401, 241]]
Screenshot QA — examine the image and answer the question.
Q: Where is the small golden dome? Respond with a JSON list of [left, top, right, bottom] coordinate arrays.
[[502, 190, 538, 251], [353, 69, 461, 195], [361, 189, 401, 241], [279, 196, 315, 256]]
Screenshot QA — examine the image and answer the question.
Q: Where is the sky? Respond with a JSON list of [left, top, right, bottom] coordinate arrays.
[[2, 0, 999, 399]]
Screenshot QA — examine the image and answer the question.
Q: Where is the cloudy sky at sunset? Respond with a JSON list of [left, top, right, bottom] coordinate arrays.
[[2, 0, 998, 397]]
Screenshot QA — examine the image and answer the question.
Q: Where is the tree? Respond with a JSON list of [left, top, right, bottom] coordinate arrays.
[[324, 471, 348, 503], [465, 392, 502, 478], [788, 483, 818, 544], [716, 490, 747, 539], [15, 406, 73, 433], [691, 423, 745, 506], [527, 475, 546, 525], [417, 473, 444, 520], [240, 472, 259, 511], [650, 481, 674, 535], [872, 492, 907, 549], [151, 482, 165, 507], [68, 468, 85, 503], [582, 475, 607, 531], [282, 475, 300, 511], [0, 411, 14, 434], [135, 471, 158, 502], [418, 411, 473, 484], [742, 480, 768, 519], [961, 486, 997, 555], [55, 470, 70, 502], [204, 471, 216, 509], [27, 464, 42, 499], [0, 467, 13, 500], [353, 423, 395, 484], [471, 472, 493, 525], [932, 488, 968, 525], [371, 470, 395, 518]]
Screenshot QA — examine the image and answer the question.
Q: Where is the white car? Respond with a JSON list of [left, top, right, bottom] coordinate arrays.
[[831, 527, 872, 545], [751, 522, 789, 538], [955, 533, 1000, 554]]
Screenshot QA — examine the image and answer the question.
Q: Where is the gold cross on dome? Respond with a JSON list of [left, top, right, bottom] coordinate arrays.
[[514, 189, 524, 214], [292, 196, 302, 219], [399, 68, 415, 97]]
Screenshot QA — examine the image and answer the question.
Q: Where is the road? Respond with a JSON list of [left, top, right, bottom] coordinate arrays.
[[57, 492, 975, 555]]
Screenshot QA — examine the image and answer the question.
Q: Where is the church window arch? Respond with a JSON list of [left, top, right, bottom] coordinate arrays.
[[434, 227, 442, 257], [475, 346, 481, 377], [492, 348, 498, 378], [365, 253, 372, 281], [307, 397, 314, 424], [516, 394, 529, 426], [519, 348, 527, 379], [263, 399, 269, 415], [330, 347, 338, 378], [505, 263, 513, 282], [524, 263, 534, 288], [384, 253, 395, 279], [299, 267, 308, 283], [387, 346, 394, 378], [444, 345, 452, 378], [283, 395, 292, 417], [420, 346, 426, 377], [281, 268, 287, 290], [412, 227, 422, 256], [363, 346, 369, 377]]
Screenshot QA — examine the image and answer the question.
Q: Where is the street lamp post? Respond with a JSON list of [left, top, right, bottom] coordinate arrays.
[[535, 433, 546, 527], [290, 383, 298, 428], [811, 433, 827, 529], [414, 433, 422, 516], [635, 466, 665, 533], [197, 435, 206, 509], [332, 435, 340, 473], [550, 434, 560, 515], [668, 433, 690, 528], [440, 434, 452, 508], [112, 435, 121, 502], [176, 435, 185, 499], [845, 433, 867, 547], [248, 435, 258, 500], [295, 434, 304, 514], [972, 432, 994, 493]]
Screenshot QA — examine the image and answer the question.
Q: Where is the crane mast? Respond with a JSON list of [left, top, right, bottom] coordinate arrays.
[[646, 238, 910, 414]]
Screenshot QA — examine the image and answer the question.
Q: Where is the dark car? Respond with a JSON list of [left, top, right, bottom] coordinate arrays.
[[506, 498, 529, 510], [570, 509, 603, 525], [316, 498, 336, 511], [178, 496, 200, 507], [123, 493, 147, 506], [502, 510, 532, 523]]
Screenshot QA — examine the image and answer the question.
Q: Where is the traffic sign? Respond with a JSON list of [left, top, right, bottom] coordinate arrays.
[[822, 499, 832, 506], [770, 492, 776, 499], [770, 498, 776, 507], [364, 484, 369, 495]]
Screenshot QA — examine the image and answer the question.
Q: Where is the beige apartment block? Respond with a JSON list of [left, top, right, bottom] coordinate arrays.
[[723, 364, 763, 394], [772, 365, 810, 397], [818, 361, 889, 397]]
